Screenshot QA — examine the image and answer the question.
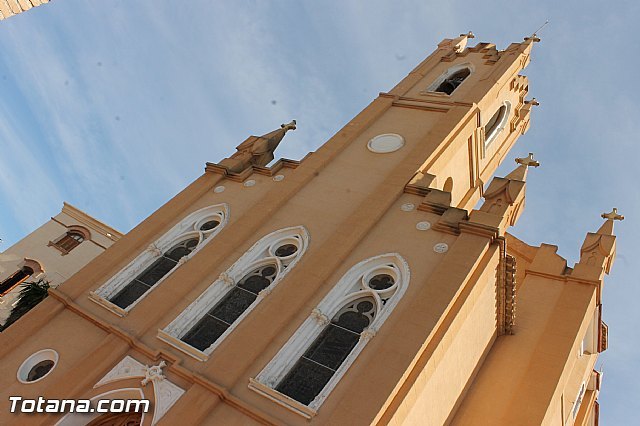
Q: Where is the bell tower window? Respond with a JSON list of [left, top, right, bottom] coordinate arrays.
[[433, 68, 471, 95], [484, 101, 511, 146]]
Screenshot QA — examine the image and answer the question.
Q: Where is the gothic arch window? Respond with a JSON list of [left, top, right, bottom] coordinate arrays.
[[159, 226, 309, 360], [0, 266, 34, 296], [249, 253, 410, 416], [484, 101, 511, 146], [428, 64, 473, 95], [90, 204, 228, 314], [109, 238, 200, 309]]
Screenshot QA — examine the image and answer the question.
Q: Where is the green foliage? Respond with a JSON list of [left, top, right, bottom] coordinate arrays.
[[0, 279, 50, 331]]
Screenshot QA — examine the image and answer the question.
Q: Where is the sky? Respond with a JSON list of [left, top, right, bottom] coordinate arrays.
[[0, 0, 638, 423]]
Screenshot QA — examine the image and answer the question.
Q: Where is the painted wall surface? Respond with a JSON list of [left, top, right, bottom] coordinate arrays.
[[0, 36, 616, 426]]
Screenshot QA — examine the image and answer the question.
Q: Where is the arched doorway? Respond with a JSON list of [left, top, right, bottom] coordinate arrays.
[[86, 412, 142, 426]]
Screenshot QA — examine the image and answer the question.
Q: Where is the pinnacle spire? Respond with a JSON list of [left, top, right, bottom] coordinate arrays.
[[219, 120, 296, 173], [505, 153, 540, 181], [597, 208, 624, 235]]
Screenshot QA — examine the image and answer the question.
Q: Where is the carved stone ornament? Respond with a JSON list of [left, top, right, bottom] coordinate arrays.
[[361, 327, 377, 341], [146, 243, 162, 257], [219, 272, 235, 287], [434, 243, 449, 253], [311, 308, 330, 325], [141, 361, 167, 386], [94, 356, 185, 425]]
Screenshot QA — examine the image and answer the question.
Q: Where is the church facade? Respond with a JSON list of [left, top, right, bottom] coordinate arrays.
[[0, 34, 618, 425]]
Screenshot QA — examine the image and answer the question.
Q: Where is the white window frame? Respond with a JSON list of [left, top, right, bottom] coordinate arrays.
[[580, 308, 598, 356], [158, 226, 310, 361], [572, 381, 586, 419], [89, 204, 229, 316], [249, 253, 410, 418], [484, 100, 512, 147], [425, 63, 474, 94]]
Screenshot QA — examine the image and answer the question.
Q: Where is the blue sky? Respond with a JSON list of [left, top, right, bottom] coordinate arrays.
[[0, 1, 637, 423]]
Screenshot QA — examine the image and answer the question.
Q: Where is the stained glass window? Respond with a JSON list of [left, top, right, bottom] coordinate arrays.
[[276, 298, 375, 405], [110, 238, 199, 309], [181, 264, 278, 351]]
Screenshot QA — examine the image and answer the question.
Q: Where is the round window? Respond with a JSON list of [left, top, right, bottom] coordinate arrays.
[[199, 220, 220, 231], [17, 349, 58, 384], [367, 134, 405, 154], [275, 244, 298, 258], [368, 274, 395, 290]]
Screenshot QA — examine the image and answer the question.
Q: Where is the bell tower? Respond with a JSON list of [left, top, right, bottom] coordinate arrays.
[[0, 33, 620, 426]]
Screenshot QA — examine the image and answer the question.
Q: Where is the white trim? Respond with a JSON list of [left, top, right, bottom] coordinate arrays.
[[484, 101, 512, 147], [425, 63, 474, 93], [160, 226, 310, 358], [17, 348, 59, 384], [572, 381, 586, 419], [367, 133, 405, 154], [92, 204, 229, 313], [251, 253, 410, 413], [55, 388, 146, 426]]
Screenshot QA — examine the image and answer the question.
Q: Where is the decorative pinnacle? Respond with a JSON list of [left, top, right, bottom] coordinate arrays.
[[601, 208, 624, 221], [460, 31, 475, 39], [281, 120, 297, 132], [525, 98, 540, 106], [525, 21, 548, 43], [515, 153, 540, 168]]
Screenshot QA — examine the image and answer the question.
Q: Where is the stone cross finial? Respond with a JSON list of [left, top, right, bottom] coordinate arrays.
[[601, 208, 624, 221], [515, 153, 540, 168], [281, 120, 297, 132]]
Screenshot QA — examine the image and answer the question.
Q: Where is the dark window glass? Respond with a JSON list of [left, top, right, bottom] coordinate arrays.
[[181, 264, 278, 351], [109, 238, 198, 309], [368, 274, 394, 290], [434, 68, 471, 95], [27, 360, 54, 382], [209, 287, 256, 324], [275, 244, 297, 257], [275, 358, 334, 406], [485, 105, 507, 141], [276, 298, 375, 405], [200, 220, 220, 231], [0, 266, 34, 295], [181, 315, 229, 351], [110, 280, 153, 309]]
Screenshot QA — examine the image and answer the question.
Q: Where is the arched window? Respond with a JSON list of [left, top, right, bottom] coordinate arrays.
[[250, 253, 410, 415], [56, 231, 85, 251], [110, 238, 199, 309], [428, 64, 472, 95], [484, 101, 511, 146], [434, 68, 470, 94], [91, 204, 228, 314], [276, 297, 376, 405], [0, 266, 34, 296], [159, 226, 309, 360], [49, 227, 90, 255], [181, 262, 279, 351]]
